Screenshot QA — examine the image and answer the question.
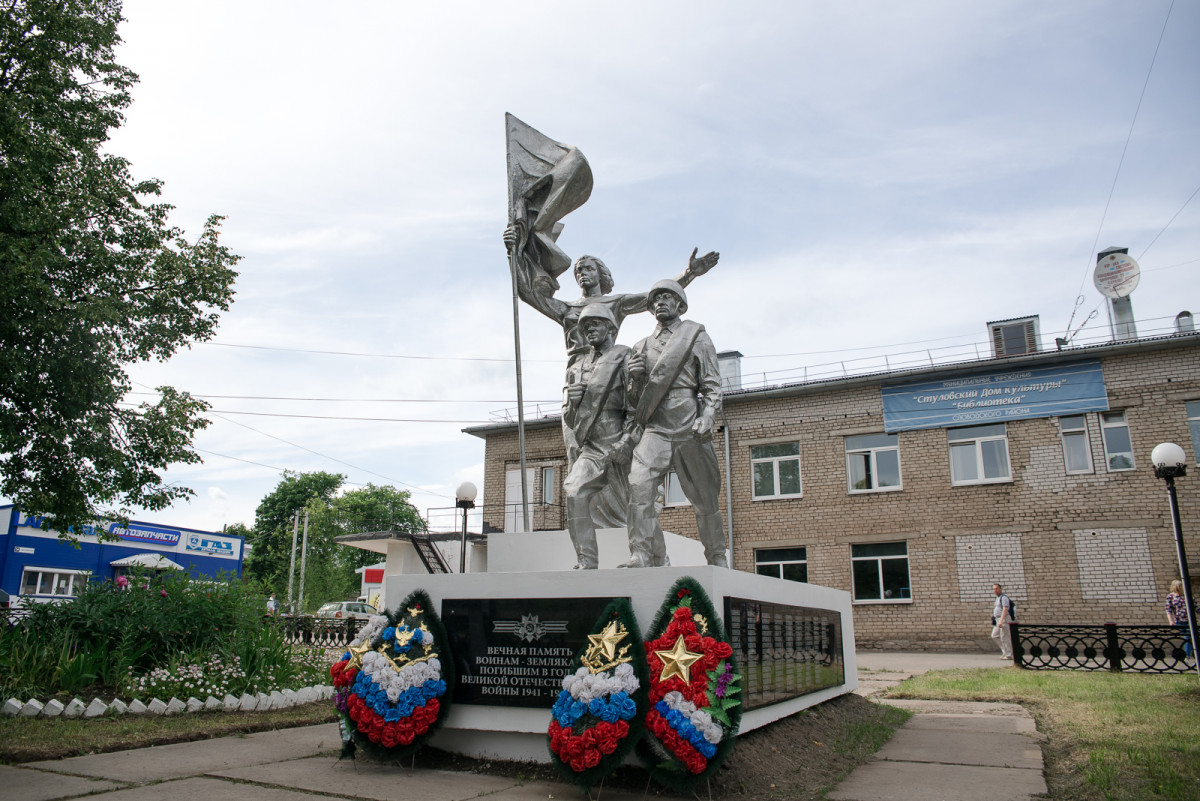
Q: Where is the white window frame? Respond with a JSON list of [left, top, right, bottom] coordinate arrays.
[[845, 433, 902, 493], [664, 471, 690, 507], [948, 424, 1012, 486], [750, 443, 803, 500], [541, 466, 555, 505], [1186, 401, 1200, 465], [1100, 411, 1135, 472], [19, 568, 88, 598], [754, 547, 808, 583], [850, 542, 912, 604], [1059, 415, 1093, 474]]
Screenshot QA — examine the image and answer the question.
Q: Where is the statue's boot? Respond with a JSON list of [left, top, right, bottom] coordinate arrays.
[[621, 494, 657, 568], [566, 497, 599, 569], [649, 521, 669, 566], [697, 512, 728, 567]]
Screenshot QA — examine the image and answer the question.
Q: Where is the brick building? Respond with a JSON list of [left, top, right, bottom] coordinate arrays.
[[465, 326, 1200, 649]]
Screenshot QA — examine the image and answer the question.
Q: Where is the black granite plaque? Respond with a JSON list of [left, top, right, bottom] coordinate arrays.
[[441, 596, 618, 708], [724, 597, 844, 710]]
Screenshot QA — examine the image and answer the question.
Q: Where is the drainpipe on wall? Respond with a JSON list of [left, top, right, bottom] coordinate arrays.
[[721, 408, 734, 566]]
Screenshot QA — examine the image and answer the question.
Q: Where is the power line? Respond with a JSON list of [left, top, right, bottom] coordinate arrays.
[[1138, 182, 1200, 262], [205, 341, 561, 363], [118, 402, 491, 424], [206, 412, 450, 498], [1067, 0, 1175, 333], [127, 391, 559, 404]]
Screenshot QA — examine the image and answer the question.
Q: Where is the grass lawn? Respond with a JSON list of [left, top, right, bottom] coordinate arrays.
[[886, 667, 1200, 801]]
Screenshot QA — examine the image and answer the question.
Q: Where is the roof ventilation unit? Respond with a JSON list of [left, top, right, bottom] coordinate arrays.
[[988, 316, 1041, 358]]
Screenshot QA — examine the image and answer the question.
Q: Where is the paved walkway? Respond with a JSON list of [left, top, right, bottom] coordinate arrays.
[[830, 651, 1047, 801], [6, 651, 1046, 801]]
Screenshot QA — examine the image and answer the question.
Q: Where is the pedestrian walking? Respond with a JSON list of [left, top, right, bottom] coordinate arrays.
[[267, 594, 279, 616], [991, 583, 1015, 660], [1165, 579, 1194, 656]]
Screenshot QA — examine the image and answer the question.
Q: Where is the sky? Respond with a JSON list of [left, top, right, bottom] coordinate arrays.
[[95, 0, 1199, 535]]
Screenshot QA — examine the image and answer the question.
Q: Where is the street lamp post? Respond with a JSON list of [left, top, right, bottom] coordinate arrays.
[[456, 482, 478, 574], [1151, 442, 1200, 680]]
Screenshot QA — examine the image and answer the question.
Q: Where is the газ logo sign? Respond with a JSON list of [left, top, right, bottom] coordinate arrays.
[[186, 534, 235, 557]]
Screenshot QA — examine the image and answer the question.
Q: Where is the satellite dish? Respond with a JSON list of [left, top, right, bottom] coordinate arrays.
[[1093, 252, 1141, 299]]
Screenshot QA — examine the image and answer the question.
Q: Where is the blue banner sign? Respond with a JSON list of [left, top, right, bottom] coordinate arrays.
[[108, 521, 182, 547], [186, 533, 236, 557], [882, 360, 1108, 432]]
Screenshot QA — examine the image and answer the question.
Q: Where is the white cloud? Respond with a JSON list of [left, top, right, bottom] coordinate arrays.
[[88, 0, 1199, 534]]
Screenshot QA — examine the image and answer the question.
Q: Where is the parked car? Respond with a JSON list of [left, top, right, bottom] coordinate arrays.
[[315, 601, 377, 621]]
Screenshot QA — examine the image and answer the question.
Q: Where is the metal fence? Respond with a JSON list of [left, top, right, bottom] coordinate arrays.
[[273, 617, 367, 649], [1012, 623, 1194, 673]]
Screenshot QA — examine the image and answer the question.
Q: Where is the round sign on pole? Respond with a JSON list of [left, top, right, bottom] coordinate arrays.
[[1094, 252, 1141, 299]]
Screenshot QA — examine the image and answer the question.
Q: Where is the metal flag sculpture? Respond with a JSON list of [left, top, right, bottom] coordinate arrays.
[[503, 114, 593, 532]]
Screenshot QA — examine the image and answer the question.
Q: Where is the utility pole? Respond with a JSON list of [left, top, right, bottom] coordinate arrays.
[[297, 509, 310, 614], [285, 512, 299, 614]]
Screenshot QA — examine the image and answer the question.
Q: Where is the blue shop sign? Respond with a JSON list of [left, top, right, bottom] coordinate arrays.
[[185, 533, 236, 557], [109, 521, 182, 547], [882, 360, 1108, 432]]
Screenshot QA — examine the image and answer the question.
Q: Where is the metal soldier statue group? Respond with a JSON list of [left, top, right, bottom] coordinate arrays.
[[503, 114, 728, 569]]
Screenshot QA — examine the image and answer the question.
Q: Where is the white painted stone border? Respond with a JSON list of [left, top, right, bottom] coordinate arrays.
[[1, 685, 334, 719]]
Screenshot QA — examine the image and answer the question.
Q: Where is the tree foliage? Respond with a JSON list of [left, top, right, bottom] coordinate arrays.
[[244, 470, 344, 590], [244, 474, 428, 610], [0, 0, 240, 536]]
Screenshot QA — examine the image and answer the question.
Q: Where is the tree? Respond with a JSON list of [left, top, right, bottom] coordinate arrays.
[[0, 0, 240, 537], [243, 471, 344, 591], [298, 484, 429, 610]]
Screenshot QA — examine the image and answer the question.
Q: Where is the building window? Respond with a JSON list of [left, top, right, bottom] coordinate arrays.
[[850, 542, 911, 602], [664, 471, 690, 506], [846, 433, 901, 493], [541, 466, 555, 505], [1187, 401, 1200, 463], [948, 424, 1011, 485], [750, 443, 802, 499], [754, 547, 808, 582], [1059, 415, 1093, 474], [1100, 411, 1135, 471], [19, 569, 85, 598]]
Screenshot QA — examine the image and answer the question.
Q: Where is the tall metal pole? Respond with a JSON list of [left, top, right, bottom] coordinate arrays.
[[297, 509, 310, 614], [285, 512, 299, 613], [460, 504, 469, 574], [1164, 476, 1200, 682], [507, 247, 531, 532]]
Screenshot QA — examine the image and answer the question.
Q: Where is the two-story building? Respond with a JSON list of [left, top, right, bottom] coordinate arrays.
[[466, 317, 1200, 649]]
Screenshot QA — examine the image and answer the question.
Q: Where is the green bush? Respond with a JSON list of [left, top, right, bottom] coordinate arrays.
[[0, 570, 320, 700]]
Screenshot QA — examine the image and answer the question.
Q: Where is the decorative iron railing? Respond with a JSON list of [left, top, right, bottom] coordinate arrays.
[[1012, 623, 1194, 673], [274, 616, 367, 648]]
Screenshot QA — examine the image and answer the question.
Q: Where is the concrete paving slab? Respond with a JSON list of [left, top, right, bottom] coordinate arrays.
[[212, 756, 522, 801], [899, 712, 1035, 735], [26, 723, 342, 782], [79, 776, 334, 800], [825, 761, 1046, 801], [0, 764, 125, 801], [882, 699, 1031, 718], [855, 651, 1004, 674], [486, 778, 647, 800], [876, 729, 1042, 769], [214, 756, 648, 801]]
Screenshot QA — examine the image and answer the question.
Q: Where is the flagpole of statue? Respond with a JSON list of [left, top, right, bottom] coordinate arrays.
[[504, 114, 594, 533]]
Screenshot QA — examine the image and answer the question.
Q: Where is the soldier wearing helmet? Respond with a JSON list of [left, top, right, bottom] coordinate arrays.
[[561, 304, 636, 568], [622, 279, 727, 568], [503, 224, 719, 529]]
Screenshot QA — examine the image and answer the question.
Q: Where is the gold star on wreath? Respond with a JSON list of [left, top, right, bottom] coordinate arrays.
[[655, 635, 703, 683], [586, 621, 627, 663], [582, 620, 631, 674], [346, 639, 372, 670]]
